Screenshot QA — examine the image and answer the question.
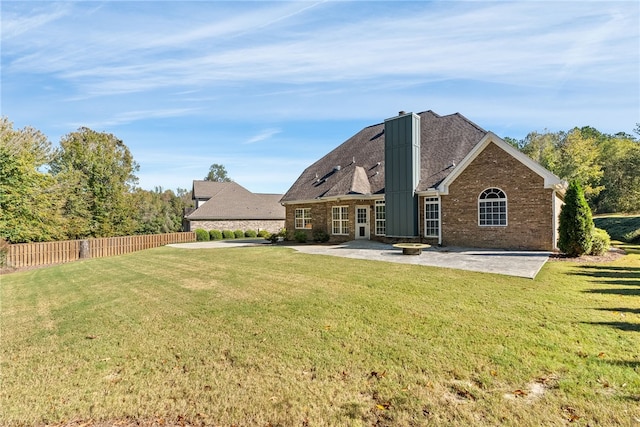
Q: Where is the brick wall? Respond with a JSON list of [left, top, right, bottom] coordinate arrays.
[[187, 219, 284, 234], [285, 200, 379, 243], [441, 142, 556, 250]]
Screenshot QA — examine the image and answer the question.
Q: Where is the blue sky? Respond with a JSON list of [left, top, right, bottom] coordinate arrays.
[[2, 1, 638, 194]]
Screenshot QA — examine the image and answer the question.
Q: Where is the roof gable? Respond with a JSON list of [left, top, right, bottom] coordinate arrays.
[[188, 181, 285, 220], [437, 132, 567, 195], [192, 180, 237, 200]]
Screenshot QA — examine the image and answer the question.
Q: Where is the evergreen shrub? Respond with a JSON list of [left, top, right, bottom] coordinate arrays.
[[245, 230, 257, 238], [558, 181, 594, 257], [589, 228, 611, 256], [234, 229, 245, 238], [312, 228, 330, 243], [209, 230, 223, 240], [195, 229, 210, 241], [223, 230, 235, 239], [293, 230, 308, 243]]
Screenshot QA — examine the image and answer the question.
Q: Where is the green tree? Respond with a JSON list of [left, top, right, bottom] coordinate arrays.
[[50, 128, 139, 238], [556, 128, 603, 201], [205, 163, 231, 182], [519, 130, 562, 173], [594, 134, 640, 213], [0, 117, 63, 243], [558, 181, 594, 257], [132, 187, 187, 234]]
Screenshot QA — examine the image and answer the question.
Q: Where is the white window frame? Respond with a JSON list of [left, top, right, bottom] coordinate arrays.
[[478, 188, 508, 227], [295, 208, 312, 229], [424, 197, 440, 237], [375, 200, 386, 236], [332, 206, 349, 235]]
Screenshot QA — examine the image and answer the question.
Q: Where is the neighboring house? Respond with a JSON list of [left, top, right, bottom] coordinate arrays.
[[280, 110, 566, 250], [185, 181, 285, 234]]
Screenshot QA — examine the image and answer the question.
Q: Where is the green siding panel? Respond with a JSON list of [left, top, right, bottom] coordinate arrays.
[[384, 113, 421, 237]]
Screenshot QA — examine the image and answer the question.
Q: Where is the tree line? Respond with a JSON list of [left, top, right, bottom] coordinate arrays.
[[505, 125, 640, 213], [1, 116, 638, 244], [1, 117, 192, 243]]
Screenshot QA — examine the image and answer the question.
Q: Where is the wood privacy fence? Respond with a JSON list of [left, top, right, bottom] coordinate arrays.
[[4, 232, 196, 269]]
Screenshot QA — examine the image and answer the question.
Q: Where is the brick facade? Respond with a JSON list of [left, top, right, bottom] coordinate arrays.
[[440, 142, 556, 250], [188, 219, 284, 234], [285, 143, 560, 250], [286, 199, 384, 243]]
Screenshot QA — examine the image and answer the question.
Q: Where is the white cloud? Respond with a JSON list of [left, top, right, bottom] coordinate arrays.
[[245, 128, 281, 144]]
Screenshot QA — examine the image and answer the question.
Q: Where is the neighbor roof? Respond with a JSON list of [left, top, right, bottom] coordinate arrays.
[[188, 181, 285, 220], [280, 110, 487, 203]]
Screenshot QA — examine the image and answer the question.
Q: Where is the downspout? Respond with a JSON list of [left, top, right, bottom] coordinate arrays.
[[438, 195, 442, 246], [552, 190, 557, 250]]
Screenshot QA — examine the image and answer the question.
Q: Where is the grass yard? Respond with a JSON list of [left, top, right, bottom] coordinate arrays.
[[594, 214, 640, 244], [1, 245, 639, 426]]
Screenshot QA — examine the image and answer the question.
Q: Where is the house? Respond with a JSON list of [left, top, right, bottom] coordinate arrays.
[[280, 110, 566, 251], [185, 181, 285, 234]]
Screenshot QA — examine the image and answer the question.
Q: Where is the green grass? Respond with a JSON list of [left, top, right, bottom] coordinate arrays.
[[1, 246, 639, 426], [594, 214, 640, 243]]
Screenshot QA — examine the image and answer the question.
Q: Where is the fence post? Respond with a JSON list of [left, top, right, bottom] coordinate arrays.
[[79, 240, 91, 259]]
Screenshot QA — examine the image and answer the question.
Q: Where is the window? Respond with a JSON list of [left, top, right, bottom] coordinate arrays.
[[332, 206, 349, 235], [375, 200, 386, 236], [424, 197, 440, 237], [479, 188, 507, 226], [295, 208, 312, 229]]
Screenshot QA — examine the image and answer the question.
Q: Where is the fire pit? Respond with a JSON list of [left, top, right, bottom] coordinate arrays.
[[392, 243, 431, 255]]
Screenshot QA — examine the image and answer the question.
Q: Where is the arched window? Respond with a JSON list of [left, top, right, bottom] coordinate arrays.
[[478, 188, 507, 226]]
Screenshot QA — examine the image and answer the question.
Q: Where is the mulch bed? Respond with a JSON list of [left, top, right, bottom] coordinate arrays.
[[547, 247, 626, 263]]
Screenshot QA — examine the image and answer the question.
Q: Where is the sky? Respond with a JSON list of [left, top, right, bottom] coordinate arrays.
[[2, 1, 639, 194]]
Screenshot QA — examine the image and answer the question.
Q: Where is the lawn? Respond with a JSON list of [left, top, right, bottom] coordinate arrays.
[[594, 214, 640, 244], [1, 245, 639, 426]]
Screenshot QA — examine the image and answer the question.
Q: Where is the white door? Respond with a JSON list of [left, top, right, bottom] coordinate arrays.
[[355, 206, 370, 240]]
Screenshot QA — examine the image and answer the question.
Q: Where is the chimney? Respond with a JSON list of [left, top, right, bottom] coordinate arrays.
[[383, 111, 421, 237]]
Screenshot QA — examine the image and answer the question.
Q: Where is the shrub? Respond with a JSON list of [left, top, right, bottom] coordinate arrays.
[[222, 230, 235, 239], [312, 228, 330, 243], [593, 215, 640, 243], [209, 230, 223, 240], [195, 229, 210, 241], [268, 228, 287, 244], [257, 230, 270, 238], [234, 229, 245, 239], [558, 181, 594, 257], [589, 228, 611, 256], [245, 229, 257, 238], [293, 230, 308, 243]]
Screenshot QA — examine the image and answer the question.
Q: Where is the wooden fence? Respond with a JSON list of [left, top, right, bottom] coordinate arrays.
[[4, 232, 196, 269]]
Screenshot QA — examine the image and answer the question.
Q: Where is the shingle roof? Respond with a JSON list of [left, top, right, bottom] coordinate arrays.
[[280, 110, 487, 203], [187, 181, 285, 220]]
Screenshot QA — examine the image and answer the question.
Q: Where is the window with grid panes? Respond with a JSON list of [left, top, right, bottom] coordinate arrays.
[[478, 188, 507, 226], [332, 206, 349, 235], [424, 197, 440, 237], [375, 200, 386, 235], [295, 208, 312, 229]]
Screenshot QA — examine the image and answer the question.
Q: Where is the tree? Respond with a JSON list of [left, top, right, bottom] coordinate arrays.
[[519, 130, 562, 173], [131, 187, 188, 234], [50, 127, 139, 238], [593, 134, 640, 213], [556, 128, 604, 202], [558, 181, 594, 257], [0, 117, 64, 243], [205, 163, 231, 182]]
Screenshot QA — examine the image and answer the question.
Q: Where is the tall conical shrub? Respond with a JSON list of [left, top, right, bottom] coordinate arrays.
[[558, 181, 594, 256]]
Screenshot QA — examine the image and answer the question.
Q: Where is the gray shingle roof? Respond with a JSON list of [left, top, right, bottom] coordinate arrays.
[[187, 181, 285, 220], [280, 110, 487, 203]]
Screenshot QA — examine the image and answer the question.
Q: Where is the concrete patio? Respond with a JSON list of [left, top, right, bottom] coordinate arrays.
[[169, 239, 551, 279]]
